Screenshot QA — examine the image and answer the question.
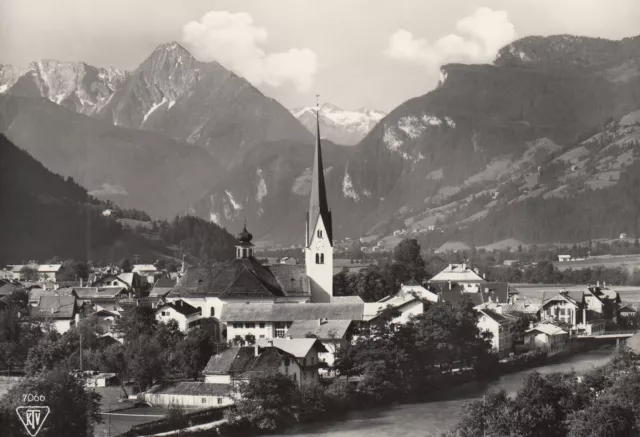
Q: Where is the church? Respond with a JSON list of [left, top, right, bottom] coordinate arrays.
[[164, 104, 363, 339]]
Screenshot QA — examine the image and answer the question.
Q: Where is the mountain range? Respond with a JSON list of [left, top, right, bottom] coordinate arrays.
[[3, 34, 640, 248], [292, 103, 386, 145]]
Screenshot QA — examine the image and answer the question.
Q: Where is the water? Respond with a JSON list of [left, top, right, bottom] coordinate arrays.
[[274, 347, 615, 437]]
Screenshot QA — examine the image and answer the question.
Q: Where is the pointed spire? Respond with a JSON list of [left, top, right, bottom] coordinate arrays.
[[308, 94, 332, 245]]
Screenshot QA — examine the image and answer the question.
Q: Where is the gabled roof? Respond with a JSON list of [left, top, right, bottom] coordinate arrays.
[[202, 346, 293, 378], [32, 295, 76, 319], [146, 381, 230, 397], [331, 296, 365, 304], [269, 264, 310, 295], [526, 323, 568, 336], [73, 287, 128, 299], [170, 258, 290, 299], [286, 319, 352, 341], [156, 300, 200, 317], [430, 264, 485, 283], [619, 306, 637, 313], [132, 264, 157, 272], [150, 277, 176, 298], [220, 303, 364, 322], [256, 337, 327, 357], [541, 291, 583, 308], [402, 278, 422, 287], [37, 264, 62, 273], [92, 273, 137, 288], [479, 309, 513, 326]]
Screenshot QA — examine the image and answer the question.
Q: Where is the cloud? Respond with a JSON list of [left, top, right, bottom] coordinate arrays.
[[182, 11, 318, 92], [385, 7, 517, 68]]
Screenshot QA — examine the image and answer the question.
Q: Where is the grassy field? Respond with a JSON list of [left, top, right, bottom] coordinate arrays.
[[333, 259, 369, 275], [514, 284, 640, 306], [553, 254, 640, 273]]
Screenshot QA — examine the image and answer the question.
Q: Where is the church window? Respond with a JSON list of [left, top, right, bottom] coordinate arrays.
[[242, 248, 247, 257], [317, 230, 322, 238], [320, 254, 325, 264], [315, 253, 320, 264], [210, 308, 215, 317]]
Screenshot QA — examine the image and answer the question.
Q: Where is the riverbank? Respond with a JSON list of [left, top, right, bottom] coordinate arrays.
[[270, 347, 616, 437]]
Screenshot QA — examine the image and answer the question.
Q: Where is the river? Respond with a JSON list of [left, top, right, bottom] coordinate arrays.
[[273, 347, 616, 437]]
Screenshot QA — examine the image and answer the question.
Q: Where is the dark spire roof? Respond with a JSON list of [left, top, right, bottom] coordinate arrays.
[[236, 222, 254, 247], [308, 102, 332, 245]]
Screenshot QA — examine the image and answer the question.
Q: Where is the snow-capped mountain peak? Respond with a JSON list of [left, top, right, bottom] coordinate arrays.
[[292, 103, 386, 145]]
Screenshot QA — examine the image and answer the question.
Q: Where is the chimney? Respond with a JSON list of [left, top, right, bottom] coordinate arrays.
[[75, 313, 80, 325], [254, 345, 259, 357], [448, 281, 452, 290], [597, 280, 600, 287], [79, 278, 83, 287]]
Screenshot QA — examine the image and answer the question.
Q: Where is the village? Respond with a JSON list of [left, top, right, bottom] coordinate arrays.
[[1, 114, 639, 437]]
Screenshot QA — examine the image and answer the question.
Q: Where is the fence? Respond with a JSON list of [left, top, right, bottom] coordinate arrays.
[[116, 405, 230, 437]]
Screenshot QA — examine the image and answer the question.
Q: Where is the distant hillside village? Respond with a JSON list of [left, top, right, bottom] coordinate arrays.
[[1, 114, 639, 437]]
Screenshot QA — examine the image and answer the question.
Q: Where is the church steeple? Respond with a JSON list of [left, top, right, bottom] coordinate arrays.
[[307, 95, 332, 247], [236, 218, 255, 258]]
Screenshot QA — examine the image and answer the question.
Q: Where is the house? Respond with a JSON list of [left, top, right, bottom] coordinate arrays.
[[256, 338, 327, 384], [279, 257, 297, 265], [31, 295, 79, 334], [72, 287, 129, 307], [91, 309, 121, 335], [538, 289, 607, 335], [438, 282, 511, 307], [429, 263, 486, 292], [37, 264, 63, 282], [558, 255, 571, 262], [85, 373, 117, 388], [399, 278, 439, 302], [203, 345, 303, 387], [619, 306, 638, 328], [524, 323, 569, 356], [155, 300, 202, 331], [477, 309, 515, 358], [363, 291, 425, 324], [286, 319, 352, 368], [220, 302, 363, 341], [91, 272, 143, 295], [144, 382, 233, 408], [132, 264, 158, 283]]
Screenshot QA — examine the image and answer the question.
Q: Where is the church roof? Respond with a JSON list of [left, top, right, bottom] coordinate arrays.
[[220, 302, 364, 322], [308, 108, 332, 246], [169, 257, 292, 299]]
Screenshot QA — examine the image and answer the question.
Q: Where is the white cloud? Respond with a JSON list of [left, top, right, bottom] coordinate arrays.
[[385, 7, 517, 68], [182, 10, 318, 92]]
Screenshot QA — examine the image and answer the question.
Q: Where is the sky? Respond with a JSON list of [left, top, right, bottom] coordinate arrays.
[[1, 0, 639, 112]]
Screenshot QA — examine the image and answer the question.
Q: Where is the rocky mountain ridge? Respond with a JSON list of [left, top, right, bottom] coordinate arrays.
[[292, 103, 386, 145]]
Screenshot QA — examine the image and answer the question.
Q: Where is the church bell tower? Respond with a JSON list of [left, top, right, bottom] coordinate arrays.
[[305, 96, 333, 303]]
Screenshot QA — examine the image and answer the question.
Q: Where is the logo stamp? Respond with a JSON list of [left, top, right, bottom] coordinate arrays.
[[16, 406, 50, 437]]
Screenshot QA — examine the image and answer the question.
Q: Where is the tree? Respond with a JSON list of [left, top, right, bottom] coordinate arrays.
[[567, 399, 637, 437], [226, 372, 300, 432], [120, 258, 132, 273], [391, 239, 428, 284], [19, 266, 39, 281], [166, 402, 190, 432], [0, 368, 102, 437], [125, 334, 164, 392], [112, 307, 157, 341]]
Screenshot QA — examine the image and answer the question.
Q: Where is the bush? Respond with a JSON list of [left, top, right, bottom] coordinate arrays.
[[499, 350, 547, 374]]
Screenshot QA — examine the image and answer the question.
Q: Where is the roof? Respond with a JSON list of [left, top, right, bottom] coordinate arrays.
[[202, 346, 292, 378], [0, 283, 22, 296], [157, 300, 200, 317], [526, 323, 568, 336], [307, 110, 333, 246], [220, 302, 364, 322], [146, 381, 230, 397], [286, 319, 352, 340], [437, 283, 510, 307], [170, 258, 290, 300], [479, 309, 512, 325], [430, 264, 485, 283], [37, 264, 62, 273], [32, 295, 76, 319], [619, 306, 638, 313], [541, 291, 583, 308], [506, 301, 541, 314], [150, 277, 176, 297], [402, 278, 422, 287], [132, 264, 157, 272], [331, 296, 365, 304], [73, 287, 128, 299], [268, 265, 310, 295], [92, 273, 136, 288], [256, 337, 327, 357]]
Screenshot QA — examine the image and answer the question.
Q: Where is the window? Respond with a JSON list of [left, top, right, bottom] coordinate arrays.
[[161, 311, 167, 316], [285, 366, 289, 374], [242, 248, 247, 257], [320, 254, 325, 264], [217, 397, 222, 405], [302, 358, 306, 366], [202, 398, 206, 403], [293, 373, 297, 381], [284, 358, 290, 366], [315, 253, 320, 264], [246, 323, 255, 329], [317, 230, 322, 238], [233, 323, 240, 329], [259, 323, 265, 328], [210, 308, 215, 317], [259, 335, 265, 338], [311, 357, 314, 364], [303, 373, 307, 381]]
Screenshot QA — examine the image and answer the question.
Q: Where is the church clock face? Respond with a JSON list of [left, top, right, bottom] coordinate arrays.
[[316, 240, 324, 250]]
